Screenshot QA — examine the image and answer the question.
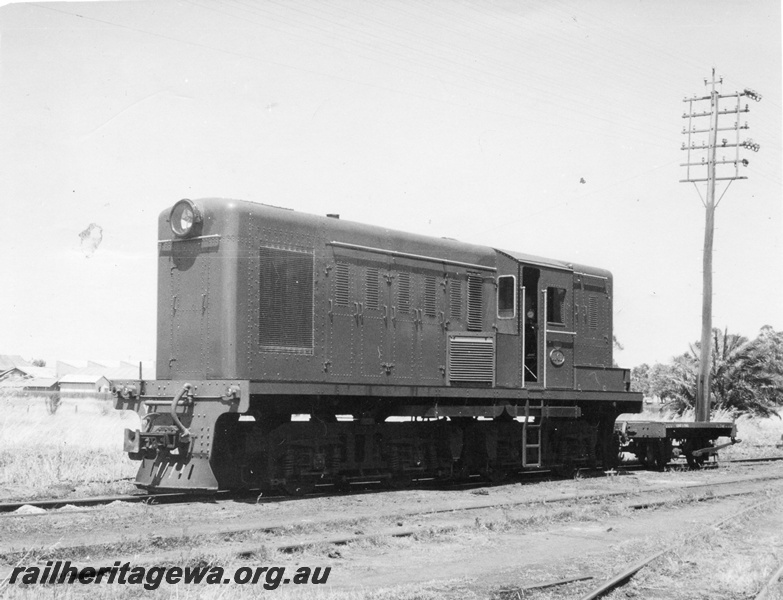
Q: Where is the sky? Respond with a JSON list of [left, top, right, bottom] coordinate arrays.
[[0, 0, 780, 370]]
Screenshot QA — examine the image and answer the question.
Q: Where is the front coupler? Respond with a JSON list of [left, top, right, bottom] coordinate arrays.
[[114, 379, 249, 492]]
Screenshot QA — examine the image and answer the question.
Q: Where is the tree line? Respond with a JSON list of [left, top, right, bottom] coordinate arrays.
[[631, 326, 783, 418]]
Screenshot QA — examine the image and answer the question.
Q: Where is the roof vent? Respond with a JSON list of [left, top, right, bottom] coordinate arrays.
[[326, 214, 340, 219]]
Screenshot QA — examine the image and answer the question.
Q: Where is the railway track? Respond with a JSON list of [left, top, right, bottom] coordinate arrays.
[[2, 454, 780, 517], [0, 453, 777, 517], [576, 495, 783, 600], [2, 468, 783, 570], [3, 464, 783, 596]]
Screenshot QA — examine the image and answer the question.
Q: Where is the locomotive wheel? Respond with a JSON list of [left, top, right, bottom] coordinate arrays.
[[384, 474, 413, 490], [333, 476, 352, 493], [281, 478, 316, 496], [552, 458, 577, 479], [480, 465, 507, 484]]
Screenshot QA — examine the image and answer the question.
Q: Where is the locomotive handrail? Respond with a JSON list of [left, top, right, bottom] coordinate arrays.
[[158, 234, 221, 244], [143, 396, 228, 404], [170, 384, 192, 442], [327, 241, 497, 272]]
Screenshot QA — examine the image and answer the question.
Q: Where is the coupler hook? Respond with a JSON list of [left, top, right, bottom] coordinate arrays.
[[691, 437, 743, 457]]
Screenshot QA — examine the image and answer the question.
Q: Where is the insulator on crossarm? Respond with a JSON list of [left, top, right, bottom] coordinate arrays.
[[744, 88, 762, 101]]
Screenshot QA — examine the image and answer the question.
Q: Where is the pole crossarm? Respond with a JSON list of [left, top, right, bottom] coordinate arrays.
[[680, 160, 748, 167], [681, 143, 755, 151], [682, 106, 750, 118], [684, 125, 749, 134], [680, 176, 747, 183]]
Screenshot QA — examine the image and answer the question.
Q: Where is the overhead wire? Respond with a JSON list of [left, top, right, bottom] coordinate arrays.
[[329, 0, 683, 142], [472, 158, 682, 237], [207, 0, 681, 147], [33, 0, 717, 158], [29, 0, 608, 143], [431, 1, 692, 101], [549, 0, 782, 118], [28, 1, 777, 189]]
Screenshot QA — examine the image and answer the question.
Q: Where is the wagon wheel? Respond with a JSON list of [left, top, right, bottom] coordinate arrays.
[[648, 439, 670, 471], [636, 441, 652, 469]]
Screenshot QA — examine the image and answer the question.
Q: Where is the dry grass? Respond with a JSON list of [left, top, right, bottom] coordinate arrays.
[[722, 410, 783, 460], [0, 583, 470, 600], [0, 393, 141, 501], [602, 500, 783, 600]]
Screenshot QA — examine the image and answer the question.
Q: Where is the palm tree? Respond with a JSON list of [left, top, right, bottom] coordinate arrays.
[[659, 327, 783, 418]]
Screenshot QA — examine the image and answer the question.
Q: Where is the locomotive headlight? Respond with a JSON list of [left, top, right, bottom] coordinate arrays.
[[169, 199, 202, 238]]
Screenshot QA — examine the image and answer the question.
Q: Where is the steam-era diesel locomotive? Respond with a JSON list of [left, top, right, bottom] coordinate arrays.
[[114, 198, 642, 493]]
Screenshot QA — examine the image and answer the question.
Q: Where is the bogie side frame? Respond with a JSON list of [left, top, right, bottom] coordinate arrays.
[[115, 379, 639, 492]]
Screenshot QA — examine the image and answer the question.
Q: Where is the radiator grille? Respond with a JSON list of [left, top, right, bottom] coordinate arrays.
[[448, 335, 495, 384], [259, 246, 313, 351]]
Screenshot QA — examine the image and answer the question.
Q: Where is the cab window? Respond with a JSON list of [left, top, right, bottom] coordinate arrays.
[[547, 287, 566, 324], [497, 275, 516, 319]]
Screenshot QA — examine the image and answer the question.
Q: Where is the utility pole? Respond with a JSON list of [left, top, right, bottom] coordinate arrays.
[[680, 69, 761, 422]]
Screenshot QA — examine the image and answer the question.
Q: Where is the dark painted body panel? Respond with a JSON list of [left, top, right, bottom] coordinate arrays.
[[155, 198, 634, 401]]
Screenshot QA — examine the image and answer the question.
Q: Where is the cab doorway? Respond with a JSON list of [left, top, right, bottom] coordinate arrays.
[[522, 267, 540, 384]]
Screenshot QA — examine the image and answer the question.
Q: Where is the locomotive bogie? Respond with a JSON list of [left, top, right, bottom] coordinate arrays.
[[114, 198, 643, 492]]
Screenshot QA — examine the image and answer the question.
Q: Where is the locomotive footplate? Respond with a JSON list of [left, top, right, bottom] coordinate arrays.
[[113, 379, 250, 491], [615, 418, 739, 469]]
